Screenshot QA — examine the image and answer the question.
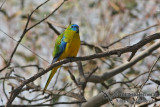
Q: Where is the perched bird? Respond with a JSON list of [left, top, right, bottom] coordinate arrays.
[[43, 24, 80, 94]]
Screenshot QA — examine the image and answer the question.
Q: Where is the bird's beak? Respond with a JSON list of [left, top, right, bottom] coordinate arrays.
[[77, 29, 79, 33], [76, 26, 79, 33]]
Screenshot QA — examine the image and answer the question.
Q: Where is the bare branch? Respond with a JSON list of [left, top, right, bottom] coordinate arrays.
[[133, 54, 160, 105], [87, 39, 160, 83], [5, 33, 160, 106], [4, 0, 66, 106], [86, 67, 98, 82], [47, 21, 60, 35], [103, 23, 160, 48], [68, 69, 78, 86], [0, 101, 86, 107], [26, 0, 65, 31], [0, 0, 6, 10], [0, 29, 50, 64], [0, 0, 65, 73]]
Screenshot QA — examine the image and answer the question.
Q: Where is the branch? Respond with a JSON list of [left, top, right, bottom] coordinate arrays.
[[103, 23, 160, 48], [4, 0, 66, 106], [108, 71, 148, 87], [81, 87, 126, 107], [137, 97, 160, 107], [47, 21, 60, 35], [0, 101, 86, 107], [26, 0, 65, 31], [5, 33, 160, 106], [87, 39, 160, 83], [0, 0, 6, 10], [68, 70, 78, 86], [133, 54, 160, 106], [44, 90, 84, 101], [77, 62, 86, 96], [0, 0, 65, 73]]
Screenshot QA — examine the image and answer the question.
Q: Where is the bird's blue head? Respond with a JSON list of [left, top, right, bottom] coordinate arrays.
[[68, 24, 79, 33]]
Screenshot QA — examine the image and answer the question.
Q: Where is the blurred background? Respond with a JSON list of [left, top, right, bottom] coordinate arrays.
[[0, 0, 160, 106]]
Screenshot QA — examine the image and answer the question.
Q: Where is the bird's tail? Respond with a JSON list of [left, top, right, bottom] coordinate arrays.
[[43, 66, 59, 94]]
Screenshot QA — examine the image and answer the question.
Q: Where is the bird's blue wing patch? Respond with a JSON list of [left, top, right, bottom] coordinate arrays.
[[52, 36, 67, 64]]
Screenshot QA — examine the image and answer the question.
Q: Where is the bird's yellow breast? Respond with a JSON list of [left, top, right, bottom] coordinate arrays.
[[59, 31, 80, 60]]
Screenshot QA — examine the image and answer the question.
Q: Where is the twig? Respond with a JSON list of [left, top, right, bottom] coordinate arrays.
[[86, 39, 160, 83], [5, 33, 160, 106], [0, 54, 7, 63], [47, 21, 60, 35], [26, 0, 65, 31], [4, 0, 66, 106], [0, 13, 29, 72], [42, 89, 83, 101], [0, 101, 86, 107], [81, 41, 105, 52], [2, 74, 8, 100], [150, 79, 160, 85], [77, 62, 85, 80], [77, 62, 86, 96], [0, 0, 66, 74], [0, 0, 6, 10], [101, 82, 109, 89], [101, 91, 114, 106], [0, 29, 50, 64], [133, 54, 160, 106], [9, 64, 44, 71], [103, 23, 160, 48], [46, 20, 67, 29], [86, 67, 98, 82], [137, 96, 160, 107], [52, 67, 61, 88], [108, 72, 149, 87], [68, 69, 78, 86]]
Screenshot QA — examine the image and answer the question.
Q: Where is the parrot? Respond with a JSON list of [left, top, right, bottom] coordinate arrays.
[[43, 24, 80, 94]]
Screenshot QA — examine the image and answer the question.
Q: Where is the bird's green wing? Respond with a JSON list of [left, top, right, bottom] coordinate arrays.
[[52, 32, 67, 63]]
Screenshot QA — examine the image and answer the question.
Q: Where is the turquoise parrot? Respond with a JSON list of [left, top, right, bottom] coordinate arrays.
[[43, 24, 80, 93]]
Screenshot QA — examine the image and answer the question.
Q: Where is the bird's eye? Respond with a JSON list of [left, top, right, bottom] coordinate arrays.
[[71, 26, 74, 28]]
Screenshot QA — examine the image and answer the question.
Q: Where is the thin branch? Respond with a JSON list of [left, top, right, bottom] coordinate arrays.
[[137, 96, 160, 107], [150, 79, 160, 85], [46, 20, 67, 29], [81, 87, 123, 107], [68, 69, 78, 86], [2, 74, 8, 100], [4, 0, 66, 106], [0, 0, 66, 73], [108, 72, 148, 87], [86, 67, 98, 82], [5, 33, 160, 106], [47, 21, 60, 35], [0, 54, 7, 64], [103, 23, 160, 48], [0, 28, 50, 64], [43, 89, 83, 101], [101, 82, 109, 89], [0, 14, 29, 72], [81, 41, 105, 52], [0, 0, 6, 10], [0, 101, 86, 107], [52, 67, 61, 88], [77, 61, 86, 96], [87, 40, 160, 83], [133, 54, 160, 105], [9, 64, 44, 71], [26, 0, 65, 31], [141, 55, 160, 88]]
